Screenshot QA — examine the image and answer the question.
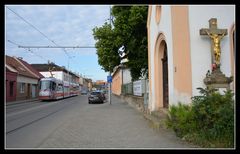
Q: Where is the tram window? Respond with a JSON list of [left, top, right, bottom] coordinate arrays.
[[52, 82, 56, 90], [58, 84, 63, 91]]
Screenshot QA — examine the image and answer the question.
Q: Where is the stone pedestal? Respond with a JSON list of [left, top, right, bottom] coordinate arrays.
[[204, 68, 233, 91]]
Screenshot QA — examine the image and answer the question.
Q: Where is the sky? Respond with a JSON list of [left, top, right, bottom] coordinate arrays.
[[5, 5, 112, 82]]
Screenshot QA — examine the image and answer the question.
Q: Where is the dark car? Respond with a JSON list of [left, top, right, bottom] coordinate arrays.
[[88, 91, 105, 104], [99, 90, 106, 100]]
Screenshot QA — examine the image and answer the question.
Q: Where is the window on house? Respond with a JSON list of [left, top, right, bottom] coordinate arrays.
[[20, 83, 25, 93], [10, 81, 14, 96]]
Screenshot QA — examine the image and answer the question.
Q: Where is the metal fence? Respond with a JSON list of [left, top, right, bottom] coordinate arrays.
[[122, 79, 149, 110], [122, 79, 149, 95], [121, 82, 133, 95]]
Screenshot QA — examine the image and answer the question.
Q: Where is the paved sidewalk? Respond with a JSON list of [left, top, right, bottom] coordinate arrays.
[[37, 95, 198, 149]]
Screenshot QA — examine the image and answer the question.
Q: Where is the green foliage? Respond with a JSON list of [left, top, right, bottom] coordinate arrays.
[[93, 6, 148, 80], [167, 87, 234, 148], [167, 103, 196, 138], [92, 23, 120, 72], [191, 88, 234, 147]]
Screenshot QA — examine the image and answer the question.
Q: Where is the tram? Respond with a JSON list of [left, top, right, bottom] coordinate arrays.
[[39, 77, 80, 100]]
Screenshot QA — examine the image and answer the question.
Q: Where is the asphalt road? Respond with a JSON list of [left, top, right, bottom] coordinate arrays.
[[5, 95, 197, 149]]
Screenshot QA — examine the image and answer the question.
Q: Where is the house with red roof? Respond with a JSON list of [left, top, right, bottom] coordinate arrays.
[[5, 55, 44, 102], [5, 64, 18, 102]]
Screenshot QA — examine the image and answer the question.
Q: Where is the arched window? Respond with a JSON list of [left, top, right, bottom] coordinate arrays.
[[155, 6, 161, 24]]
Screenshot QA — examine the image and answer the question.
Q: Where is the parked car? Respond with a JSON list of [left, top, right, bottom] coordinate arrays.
[[88, 91, 105, 104], [99, 90, 106, 100], [81, 90, 88, 95]]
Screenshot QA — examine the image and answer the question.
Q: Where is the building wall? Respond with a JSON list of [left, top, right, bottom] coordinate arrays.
[[188, 5, 235, 96], [54, 71, 64, 80], [6, 72, 17, 102], [16, 75, 39, 100], [80, 78, 92, 92], [79, 76, 83, 85], [148, 5, 235, 111], [122, 68, 132, 84], [40, 71, 63, 80], [112, 68, 122, 96], [229, 24, 235, 93], [148, 5, 174, 111], [171, 6, 192, 105], [16, 82, 29, 100], [88, 82, 92, 91], [17, 75, 38, 84]]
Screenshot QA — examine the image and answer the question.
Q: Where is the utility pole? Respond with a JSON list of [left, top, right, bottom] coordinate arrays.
[[68, 55, 75, 96], [68, 58, 70, 97], [108, 71, 111, 105], [108, 5, 112, 105]]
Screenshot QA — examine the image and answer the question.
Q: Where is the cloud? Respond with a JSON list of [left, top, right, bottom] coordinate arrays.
[[5, 5, 110, 81], [6, 5, 109, 47]]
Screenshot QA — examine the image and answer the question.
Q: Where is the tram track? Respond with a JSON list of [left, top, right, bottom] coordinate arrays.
[[6, 100, 42, 112], [6, 96, 82, 135], [6, 100, 62, 123]]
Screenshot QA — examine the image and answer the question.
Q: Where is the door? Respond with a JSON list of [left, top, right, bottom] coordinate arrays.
[[162, 44, 169, 108], [27, 84, 31, 99], [32, 85, 36, 98]]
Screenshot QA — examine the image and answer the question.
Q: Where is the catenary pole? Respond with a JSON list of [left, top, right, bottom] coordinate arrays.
[[108, 5, 112, 105]]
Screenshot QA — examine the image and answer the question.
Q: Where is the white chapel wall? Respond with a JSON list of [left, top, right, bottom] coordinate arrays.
[[149, 5, 175, 110], [188, 5, 235, 96]]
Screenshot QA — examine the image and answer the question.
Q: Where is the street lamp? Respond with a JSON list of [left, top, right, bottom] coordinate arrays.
[[118, 45, 129, 64], [118, 45, 128, 95]]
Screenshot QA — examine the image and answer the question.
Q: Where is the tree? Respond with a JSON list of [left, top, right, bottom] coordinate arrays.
[[93, 22, 120, 72], [93, 5, 148, 81]]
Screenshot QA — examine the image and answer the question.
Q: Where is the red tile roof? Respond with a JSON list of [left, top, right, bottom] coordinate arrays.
[[5, 64, 18, 73], [6, 55, 42, 79], [18, 58, 44, 78]]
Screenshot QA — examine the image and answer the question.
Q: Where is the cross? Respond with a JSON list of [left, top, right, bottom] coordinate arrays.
[[200, 18, 228, 68]]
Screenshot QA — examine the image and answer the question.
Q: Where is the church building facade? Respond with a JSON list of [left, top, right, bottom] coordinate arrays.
[[147, 5, 235, 112]]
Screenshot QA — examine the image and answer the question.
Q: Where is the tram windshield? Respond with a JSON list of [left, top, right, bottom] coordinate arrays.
[[40, 81, 51, 90], [40, 80, 56, 91]]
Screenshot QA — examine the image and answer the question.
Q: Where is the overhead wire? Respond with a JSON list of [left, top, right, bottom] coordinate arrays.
[[6, 6, 98, 77], [7, 40, 49, 62], [6, 6, 70, 58]]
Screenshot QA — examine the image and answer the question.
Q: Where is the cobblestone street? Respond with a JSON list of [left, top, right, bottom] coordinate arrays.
[[36, 95, 197, 149]]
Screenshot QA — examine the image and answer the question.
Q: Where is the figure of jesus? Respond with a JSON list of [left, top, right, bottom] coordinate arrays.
[[205, 30, 226, 66]]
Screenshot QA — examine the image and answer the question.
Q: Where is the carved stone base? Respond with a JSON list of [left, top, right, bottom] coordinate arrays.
[[204, 68, 233, 90]]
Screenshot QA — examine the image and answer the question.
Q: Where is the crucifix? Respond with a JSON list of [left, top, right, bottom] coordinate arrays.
[[200, 18, 228, 69]]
